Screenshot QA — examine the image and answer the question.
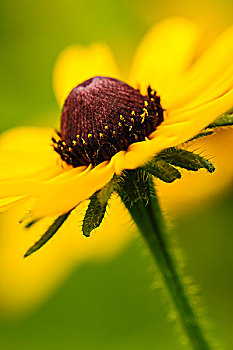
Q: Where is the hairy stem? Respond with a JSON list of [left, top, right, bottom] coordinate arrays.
[[117, 169, 212, 350]]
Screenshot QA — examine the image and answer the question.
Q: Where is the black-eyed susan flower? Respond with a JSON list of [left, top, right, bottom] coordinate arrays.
[[1, 18, 233, 231], [1, 18, 233, 347]]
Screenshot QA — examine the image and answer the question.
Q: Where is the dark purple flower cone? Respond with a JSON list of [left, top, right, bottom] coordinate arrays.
[[53, 76, 163, 167]]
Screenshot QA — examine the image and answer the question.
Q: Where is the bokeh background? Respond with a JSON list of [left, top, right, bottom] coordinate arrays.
[[0, 0, 233, 349]]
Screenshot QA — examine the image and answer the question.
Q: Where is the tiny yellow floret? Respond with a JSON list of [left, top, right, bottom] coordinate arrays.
[[140, 112, 146, 123]]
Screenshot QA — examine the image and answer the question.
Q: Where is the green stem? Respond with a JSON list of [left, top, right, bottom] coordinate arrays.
[[118, 169, 212, 350]]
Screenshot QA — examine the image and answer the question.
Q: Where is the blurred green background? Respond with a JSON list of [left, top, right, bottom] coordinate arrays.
[[0, 0, 233, 349]]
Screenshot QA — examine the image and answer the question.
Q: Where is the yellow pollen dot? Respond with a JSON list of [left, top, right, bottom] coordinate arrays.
[[104, 126, 109, 130], [118, 122, 122, 127], [150, 90, 155, 96], [120, 115, 125, 121], [68, 147, 72, 151], [99, 133, 103, 137], [143, 108, 149, 115], [88, 133, 92, 138], [62, 141, 66, 146], [72, 140, 77, 145], [131, 111, 135, 116], [151, 97, 155, 102], [76, 135, 80, 138], [144, 101, 148, 107], [61, 146, 64, 150], [140, 111, 146, 123], [131, 117, 135, 123], [113, 131, 116, 135]]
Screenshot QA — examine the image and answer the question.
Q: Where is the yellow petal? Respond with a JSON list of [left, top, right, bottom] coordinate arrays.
[[53, 43, 121, 107], [0, 166, 86, 205], [0, 149, 114, 219], [0, 180, 39, 198], [0, 127, 72, 213], [0, 196, 26, 212], [0, 196, 133, 317], [165, 23, 233, 109], [165, 85, 233, 130], [179, 62, 233, 109], [0, 127, 62, 181], [112, 139, 167, 175], [129, 17, 199, 98], [32, 161, 115, 218]]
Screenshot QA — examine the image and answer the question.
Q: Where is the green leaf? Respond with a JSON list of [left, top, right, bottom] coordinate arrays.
[[159, 148, 215, 173], [97, 175, 119, 205], [82, 176, 118, 237], [143, 158, 181, 183], [24, 211, 71, 258], [82, 192, 108, 237]]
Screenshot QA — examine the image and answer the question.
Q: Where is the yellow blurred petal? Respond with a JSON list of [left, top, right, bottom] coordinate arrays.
[[32, 161, 115, 218], [53, 43, 121, 107], [0, 127, 63, 181], [166, 24, 233, 109], [0, 180, 40, 198], [0, 196, 26, 212], [129, 17, 199, 98], [0, 196, 134, 317]]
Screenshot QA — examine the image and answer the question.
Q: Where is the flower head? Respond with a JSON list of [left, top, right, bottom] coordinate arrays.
[[54, 76, 163, 167]]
